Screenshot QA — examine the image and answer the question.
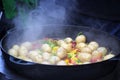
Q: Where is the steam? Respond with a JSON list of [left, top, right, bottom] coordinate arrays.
[[13, 0, 67, 42]]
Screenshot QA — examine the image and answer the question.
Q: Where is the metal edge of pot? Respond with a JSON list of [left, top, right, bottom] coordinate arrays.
[[0, 25, 120, 67]]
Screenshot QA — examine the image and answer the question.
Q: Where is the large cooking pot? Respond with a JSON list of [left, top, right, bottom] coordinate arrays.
[[1, 25, 120, 80]]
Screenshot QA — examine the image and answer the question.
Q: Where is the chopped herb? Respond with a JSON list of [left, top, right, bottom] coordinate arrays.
[[43, 39, 57, 48], [68, 54, 72, 58], [77, 59, 81, 63], [77, 32, 83, 36]]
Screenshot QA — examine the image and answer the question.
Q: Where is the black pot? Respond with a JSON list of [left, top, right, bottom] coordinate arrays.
[[1, 25, 120, 80]]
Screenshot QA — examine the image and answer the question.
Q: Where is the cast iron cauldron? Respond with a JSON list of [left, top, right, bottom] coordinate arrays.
[[1, 25, 120, 80]]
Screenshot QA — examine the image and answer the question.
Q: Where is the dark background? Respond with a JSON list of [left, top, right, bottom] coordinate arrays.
[[0, 0, 120, 40]]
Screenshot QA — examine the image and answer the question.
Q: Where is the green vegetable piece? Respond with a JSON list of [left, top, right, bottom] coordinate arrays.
[[77, 32, 83, 36], [68, 54, 72, 58], [77, 59, 81, 63], [43, 39, 57, 48]]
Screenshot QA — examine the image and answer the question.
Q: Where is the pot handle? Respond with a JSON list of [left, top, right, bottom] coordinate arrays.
[[9, 56, 36, 65]]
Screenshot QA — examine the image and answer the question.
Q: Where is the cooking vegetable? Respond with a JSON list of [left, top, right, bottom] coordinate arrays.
[[64, 37, 73, 43], [57, 60, 67, 65], [75, 35, 86, 43], [12, 45, 20, 51], [28, 51, 43, 63], [49, 56, 60, 64], [18, 46, 28, 57], [78, 53, 92, 62], [42, 52, 51, 61], [21, 42, 32, 50], [81, 47, 92, 53], [8, 32, 115, 65], [76, 42, 87, 49], [91, 50, 103, 62], [56, 47, 67, 59], [8, 49, 18, 57], [97, 47, 107, 56], [41, 44, 52, 52], [89, 41, 99, 50]]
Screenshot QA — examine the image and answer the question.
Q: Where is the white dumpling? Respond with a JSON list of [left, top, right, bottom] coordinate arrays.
[[89, 41, 99, 49], [21, 42, 32, 50], [76, 42, 87, 49], [88, 44, 97, 51], [75, 35, 86, 43], [8, 49, 18, 57], [78, 52, 92, 62], [92, 50, 102, 57], [57, 60, 67, 65], [28, 51, 43, 63], [61, 43, 72, 51], [64, 37, 73, 43], [34, 55, 43, 63], [42, 52, 51, 61], [49, 56, 60, 64], [41, 44, 51, 52], [57, 40, 65, 46], [12, 45, 20, 51], [81, 47, 92, 53], [91, 50, 103, 62], [97, 47, 107, 56], [18, 46, 28, 57], [28, 51, 39, 59], [56, 47, 67, 59]]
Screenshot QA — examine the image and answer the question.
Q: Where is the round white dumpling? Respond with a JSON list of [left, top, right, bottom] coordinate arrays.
[[92, 50, 102, 57], [42, 52, 51, 61], [76, 42, 87, 49], [56, 47, 67, 59], [61, 43, 72, 51], [34, 55, 43, 63], [78, 52, 92, 62], [49, 56, 60, 64], [12, 45, 20, 51], [21, 42, 32, 50], [41, 44, 51, 52], [18, 46, 28, 57], [64, 37, 72, 43], [91, 50, 103, 62], [81, 47, 92, 53], [57, 40, 65, 46], [8, 49, 18, 57], [29, 51, 43, 63], [57, 60, 67, 65], [97, 47, 107, 56], [28, 51, 43, 63], [29, 51, 40, 59], [89, 41, 99, 49], [75, 35, 86, 43], [88, 44, 97, 51]]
